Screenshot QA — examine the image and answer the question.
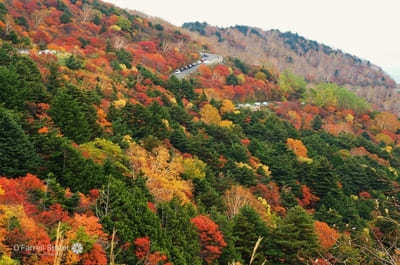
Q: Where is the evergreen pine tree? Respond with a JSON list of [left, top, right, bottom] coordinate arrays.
[[46, 63, 63, 92], [233, 206, 269, 264], [49, 89, 91, 143], [0, 108, 39, 177], [100, 177, 169, 264], [267, 206, 319, 264], [213, 212, 242, 265], [312, 115, 323, 130], [157, 199, 202, 265]]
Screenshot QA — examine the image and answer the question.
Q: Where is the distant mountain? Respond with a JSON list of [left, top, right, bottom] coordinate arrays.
[[183, 22, 400, 114]]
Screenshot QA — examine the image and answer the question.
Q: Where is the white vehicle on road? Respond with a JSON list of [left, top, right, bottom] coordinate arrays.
[[172, 53, 223, 79]]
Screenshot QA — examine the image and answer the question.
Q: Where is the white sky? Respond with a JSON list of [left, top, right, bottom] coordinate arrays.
[[105, 0, 400, 83]]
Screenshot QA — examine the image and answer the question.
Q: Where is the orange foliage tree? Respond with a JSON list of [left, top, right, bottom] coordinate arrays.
[[373, 112, 400, 133], [314, 221, 340, 250], [297, 185, 319, 209], [287, 138, 312, 163], [287, 138, 308, 158]]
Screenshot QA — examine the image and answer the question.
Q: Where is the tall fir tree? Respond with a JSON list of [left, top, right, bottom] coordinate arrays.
[[157, 199, 202, 265], [49, 88, 92, 143], [267, 206, 319, 264], [233, 206, 269, 264], [0, 108, 39, 177], [100, 177, 169, 264]]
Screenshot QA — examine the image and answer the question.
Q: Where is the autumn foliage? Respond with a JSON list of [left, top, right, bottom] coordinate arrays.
[[314, 221, 340, 249], [191, 215, 227, 264], [0, 174, 107, 265], [287, 138, 312, 163], [128, 141, 193, 203], [297, 185, 320, 209], [1, 0, 400, 264], [252, 183, 286, 215], [134, 237, 171, 265]]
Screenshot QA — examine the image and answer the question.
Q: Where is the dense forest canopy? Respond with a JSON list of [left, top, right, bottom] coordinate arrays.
[[0, 0, 399, 265]]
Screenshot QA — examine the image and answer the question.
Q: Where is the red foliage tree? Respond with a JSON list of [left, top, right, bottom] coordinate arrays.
[[37, 203, 69, 226], [25, 0, 39, 12], [134, 237, 151, 259], [240, 138, 251, 146], [191, 215, 227, 264], [214, 65, 230, 77], [297, 185, 319, 209], [233, 85, 247, 101], [12, 0, 23, 9], [198, 64, 212, 79], [147, 202, 156, 213], [139, 41, 157, 53], [252, 182, 286, 215], [359, 191, 372, 199], [312, 258, 331, 265], [0, 174, 44, 205], [33, 31, 51, 45], [134, 237, 171, 265], [21, 173, 45, 191], [81, 243, 108, 265]]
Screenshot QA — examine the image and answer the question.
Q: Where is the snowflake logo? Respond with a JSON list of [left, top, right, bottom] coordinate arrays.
[[71, 242, 83, 254]]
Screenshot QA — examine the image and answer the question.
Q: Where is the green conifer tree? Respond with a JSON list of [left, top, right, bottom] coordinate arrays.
[[233, 206, 269, 264], [267, 206, 319, 264], [0, 108, 39, 177]]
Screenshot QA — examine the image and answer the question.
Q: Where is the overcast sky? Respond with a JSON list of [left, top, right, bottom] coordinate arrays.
[[105, 0, 400, 83]]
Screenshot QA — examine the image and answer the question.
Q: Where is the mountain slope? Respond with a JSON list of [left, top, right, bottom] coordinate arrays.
[[183, 22, 400, 114], [1, 1, 400, 265]]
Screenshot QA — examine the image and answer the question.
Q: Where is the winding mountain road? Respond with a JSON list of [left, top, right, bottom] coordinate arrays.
[[173, 53, 223, 79]]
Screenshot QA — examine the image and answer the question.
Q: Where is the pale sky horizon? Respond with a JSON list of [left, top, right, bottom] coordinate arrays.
[[105, 0, 400, 83]]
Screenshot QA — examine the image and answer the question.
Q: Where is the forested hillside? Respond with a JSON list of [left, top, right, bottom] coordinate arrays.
[[0, 1, 400, 265], [182, 22, 400, 115]]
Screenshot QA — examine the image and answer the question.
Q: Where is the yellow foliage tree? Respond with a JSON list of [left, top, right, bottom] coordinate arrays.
[[113, 99, 126, 109], [345, 113, 354, 123], [220, 120, 233, 128], [255, 71, 267, 81], [80, 138, 130, 173], [128, 142, 193, 203], [0, 255, 18, 265], [287, 138, 308, 158], [237, 74, 246, 84], [183, 157, 207, 180], [220, 99, 235, 115], [200, 104, 222, 125], [376, 133, 394, 145]]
